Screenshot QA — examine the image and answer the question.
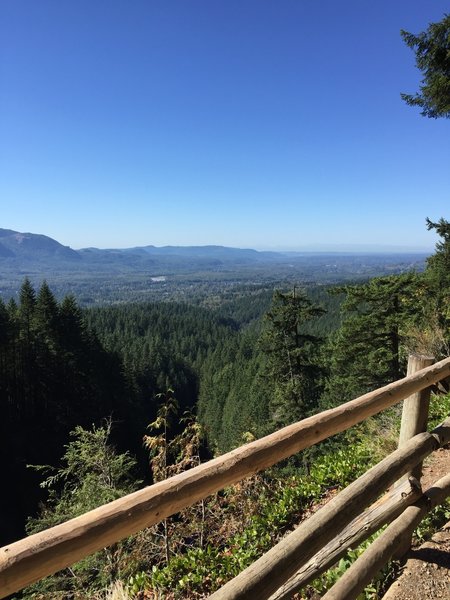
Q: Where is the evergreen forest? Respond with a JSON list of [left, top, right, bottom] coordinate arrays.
[[1, 218, 450, 599]]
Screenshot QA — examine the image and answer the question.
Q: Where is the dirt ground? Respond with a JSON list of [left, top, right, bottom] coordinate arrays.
[[381, 446, 450, 600]]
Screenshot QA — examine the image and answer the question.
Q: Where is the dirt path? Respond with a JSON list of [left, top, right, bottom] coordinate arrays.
[[381, 446, 450, 600]]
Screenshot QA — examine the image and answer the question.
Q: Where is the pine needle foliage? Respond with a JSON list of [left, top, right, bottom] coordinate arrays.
[[401, 13, 450, 118]]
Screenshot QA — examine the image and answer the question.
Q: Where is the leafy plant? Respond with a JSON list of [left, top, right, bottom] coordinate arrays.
[[144, 434, 376, 597], [22, 420, 140, 598]]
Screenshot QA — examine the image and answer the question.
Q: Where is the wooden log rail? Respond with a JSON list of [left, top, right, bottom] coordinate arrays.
[[268, 477, 422, 600], [1, 356, 450, 598], [209, 418, 450, 600], [321, 472, 450, 600]]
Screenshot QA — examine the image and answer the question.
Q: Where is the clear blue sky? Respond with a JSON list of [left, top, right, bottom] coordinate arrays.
[[1, 0, 448, 251]]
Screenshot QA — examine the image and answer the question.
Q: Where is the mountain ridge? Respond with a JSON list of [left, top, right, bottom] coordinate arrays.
[[0, 227, 430, 285], [0, 228, 431, 260], [0, 228, 80, 261]]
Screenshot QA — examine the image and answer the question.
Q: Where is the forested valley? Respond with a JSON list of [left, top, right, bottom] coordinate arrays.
[[1, 218, 450, 599]]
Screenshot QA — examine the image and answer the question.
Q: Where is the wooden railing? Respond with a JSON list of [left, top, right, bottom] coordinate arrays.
[[1, 355, 450, 599]]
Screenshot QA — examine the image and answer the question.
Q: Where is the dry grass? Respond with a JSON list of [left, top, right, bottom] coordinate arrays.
[[104, 581, 131, 600]]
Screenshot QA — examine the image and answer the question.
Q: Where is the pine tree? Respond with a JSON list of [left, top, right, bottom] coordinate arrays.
[[323, 274, 420, 407], [401, 13, 450, 118], [19, 278, 36, 333], [260, 288, 325, 427], [35, 281, 59, 346], [423, 217, 450, 348], [17, 278, 38, 412]]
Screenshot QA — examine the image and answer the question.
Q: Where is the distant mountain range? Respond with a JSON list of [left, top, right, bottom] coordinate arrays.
[[0, 228, 432, 264], [0, 227, 431, 282], [0, 227, 432, 303], [78, 243, 282, 267], [0, 228, 285, 265]]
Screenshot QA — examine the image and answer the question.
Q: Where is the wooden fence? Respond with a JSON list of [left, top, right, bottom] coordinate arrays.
[[1, 354, 450, 599]]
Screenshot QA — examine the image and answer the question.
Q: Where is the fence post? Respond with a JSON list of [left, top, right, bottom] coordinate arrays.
[[395, 353, 434, 557], [398, 354, 435, 480]]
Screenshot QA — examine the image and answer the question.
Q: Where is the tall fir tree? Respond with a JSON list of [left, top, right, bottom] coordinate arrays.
[[322, 273, 420, 407], [259, 288, 325, 427], [424, 217, 450, 349]]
